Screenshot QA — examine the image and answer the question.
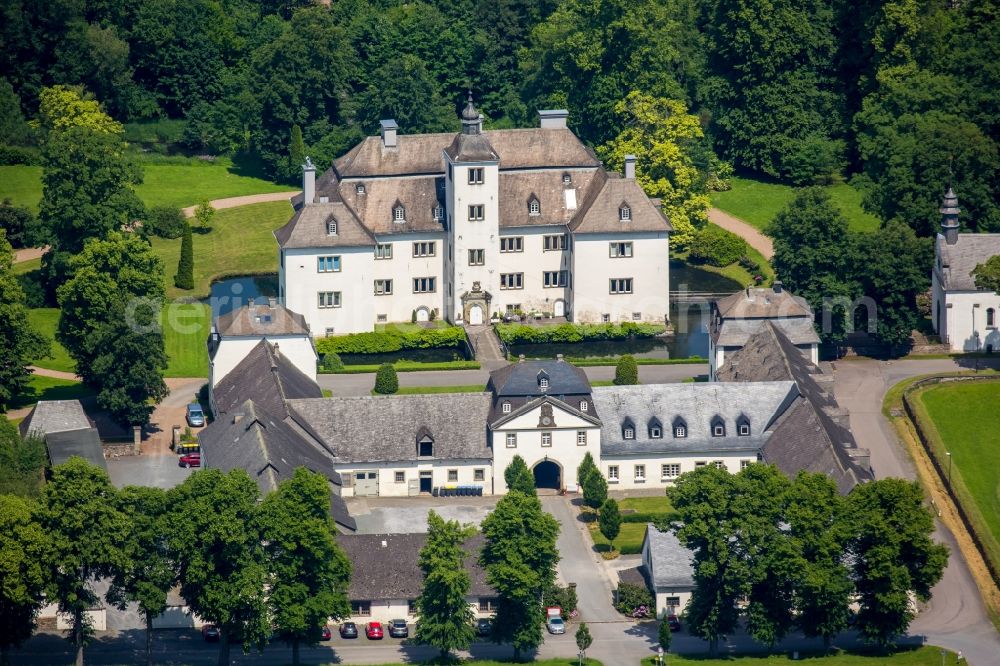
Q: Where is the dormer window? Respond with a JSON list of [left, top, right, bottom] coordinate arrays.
[[648, 418, 662, 439], [711, 416, 726, 438], [623, 420, 635, 440], [356, 183, 366, 195], [327, 219, 338, 235], [393, 204, 406, 223], [418, 435, 433, 458], [433, 205, 444, 221], [529, 197, 541, 216], [502, 401, 511, 414], [619, 205, 631, 221], [737, 415, 751, 437], [539, 377, 549, 390], [562, 173, 572, 184], [673, 417, 687, 438], [580, 400, 588, 412]]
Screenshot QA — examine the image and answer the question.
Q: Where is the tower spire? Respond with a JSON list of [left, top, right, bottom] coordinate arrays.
[[940, 185, 960, 245], [461, 90, 481, 135]]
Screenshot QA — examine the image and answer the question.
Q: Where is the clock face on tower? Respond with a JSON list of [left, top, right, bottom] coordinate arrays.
[[538, 403, 556, 428]]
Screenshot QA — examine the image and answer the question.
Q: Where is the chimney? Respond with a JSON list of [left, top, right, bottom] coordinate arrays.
[[624, 155, 637, 180], [132, 426, 141, 454], [538, 109, 569, 130], [745, 285, 754, 301], [773, 281, 783, 294], [272, 343, 280, 358], [267, 297, 277, 308], [380, 119, 398, 148], [847, 447, 871, 472], [302, 156, 315, 205], [233, 412, 245, 424], [940, 186, 960, 245]]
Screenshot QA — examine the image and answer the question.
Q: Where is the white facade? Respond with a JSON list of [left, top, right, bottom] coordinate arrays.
[[210, 334, 318, 387], [573, 232, 670, 324], [336, 459, 493, 498], [932, 257, 1000, 353], [603, 453, 755, 491], [281, 245, 377, 337], [349, 598, 494, 624]]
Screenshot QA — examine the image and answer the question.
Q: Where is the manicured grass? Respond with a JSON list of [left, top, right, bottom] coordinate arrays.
[[10, 375, 92, 410], [161, 302, 211, 378], [915, 380, 1000, 570], [674, 224, 775, 286], [391, 385, 487, 395], [13, 256, 41, 275], [619, 496, 673, 514], [642, 646, 959, 665], [710, 176, 881, 234], [27, 308, 75, 373], [151, 200, 290, 299], [589, 521, 648, 555], [0, 164, 292, 213]]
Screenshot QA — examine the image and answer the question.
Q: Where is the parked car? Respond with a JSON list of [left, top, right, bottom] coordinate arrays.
[[388, 619, 408, 638], [666, 614, 681, 632], [318, 625, 332, 641], [476, 618, 493, 637], [545, 616, 566, 635], [201, 625, 220, 642], [365, 621, 384, 639], [339, 622, 358, 639], [178, 452, 201, 468], [186, 403, 206, 427]]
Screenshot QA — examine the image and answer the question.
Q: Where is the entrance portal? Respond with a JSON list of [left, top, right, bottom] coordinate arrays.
[[533, 460, 561, 490], [554, 299, 565, 317], [419, 471, 433, 494], [469, 304, 484, 325]]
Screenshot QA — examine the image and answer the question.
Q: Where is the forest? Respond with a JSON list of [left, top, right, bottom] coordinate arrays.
[[1, 0, 998, 237]]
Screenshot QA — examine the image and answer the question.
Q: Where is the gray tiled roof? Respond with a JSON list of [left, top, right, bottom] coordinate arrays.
[[445, 132, 500, 162], [339, 533, 491, 600], [274, 201, 375, 249], [714, 317, 820, 348], [935, 233, 1000, 290], [592, 382, 796, 456], [715, 288, 814, 320], [287, 393, 493, 464], [44, 428, 107, 472], [215, 303, 309, 337], [498, 170, 600, 228], [19, 400, 91, 439], [644, 525, 695, 588], [212, 340, 323, 418], [569, 172, 672, 234], [198, 399, 341, 495], [488, 359, 592, 397], [336, 175, 446, 235]]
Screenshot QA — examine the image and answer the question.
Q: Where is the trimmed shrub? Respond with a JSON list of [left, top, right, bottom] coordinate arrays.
[[615, 582, 653, 617], [614, 354, 639, 385], [495, 321, 664, 345], [173, 222, 194, 290], [146, 206, 187, 239], [738, 254, 761, 272], [688, 225, 748, 267], [543, 583, 578, 619], [316, 325, 466, 355], [321, 352, 344, 372], [373, 363, 398, 394], [599, 499, 621, 548], [582, 467, 608, 510]]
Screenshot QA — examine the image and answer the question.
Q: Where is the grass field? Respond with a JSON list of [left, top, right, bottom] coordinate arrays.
[[13, 256, 41, 275], [642, 646, 960, 665], [151, 200, 290, 299], [619, 496, 673, 514], [10, 375, 92, 410], [711, 176, 881, 234], [589, 521, 649, 554], [162, 302, 211, 378], [915, 380, 1000, 569], [674, 223, 775, 286], [0, 164, 293, 213], [27, 308, 75, 373]]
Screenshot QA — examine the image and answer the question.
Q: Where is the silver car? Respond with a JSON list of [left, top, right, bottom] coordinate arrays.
[[186, 403, 205, 427], [545, 616, 565, 635]]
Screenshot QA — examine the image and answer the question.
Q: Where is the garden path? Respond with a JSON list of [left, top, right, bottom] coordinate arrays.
[[180, 190, 297, 217], [708, 207, 774, 259]]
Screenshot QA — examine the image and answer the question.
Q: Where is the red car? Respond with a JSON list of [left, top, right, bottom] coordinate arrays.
[[179, 452, 201, 468], [365, 622, 384, 640], [318, 625, 332, 641]]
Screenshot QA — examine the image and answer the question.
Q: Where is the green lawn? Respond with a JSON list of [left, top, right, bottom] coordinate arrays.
[[13, 256, 41, 275], [619, 496, 673, 514], [916, 380, 1000, 567], [10, 375, 92, 410], [162, 302, 211, 378], [674, 224, 776, 286], [27, 308, 75, 373], [0, 164, 293, 213], [386, 385, 487, 395], [589, 521, 649, 555], [711, 176, 881, 234], [642, 646, 959, 665], [151, 200, 290, 299]]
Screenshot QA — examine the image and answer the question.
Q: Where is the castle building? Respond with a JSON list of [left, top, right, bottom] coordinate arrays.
[[274, 96, 672, 335], [931, 187, 1000, 352]]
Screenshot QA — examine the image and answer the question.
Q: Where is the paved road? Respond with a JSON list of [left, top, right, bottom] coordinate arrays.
[[708, 207, 773, 259], [317, 364, 708, 396], [833, 356, 1000, 666]]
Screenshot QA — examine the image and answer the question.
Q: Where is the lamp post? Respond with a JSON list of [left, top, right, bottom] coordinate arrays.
[[657, 646, 664, 665], [946, 451, 953, 486]]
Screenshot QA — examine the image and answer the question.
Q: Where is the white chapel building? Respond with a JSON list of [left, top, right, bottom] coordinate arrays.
[[931, 187, 1000, 352], [274, 96, 672, 335]]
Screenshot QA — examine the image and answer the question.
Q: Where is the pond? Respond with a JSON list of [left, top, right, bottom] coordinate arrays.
[[206, 275, 279, 319]]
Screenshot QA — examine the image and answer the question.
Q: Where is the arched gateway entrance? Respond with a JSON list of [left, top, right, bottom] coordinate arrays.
[[532, 460, 561, 490]]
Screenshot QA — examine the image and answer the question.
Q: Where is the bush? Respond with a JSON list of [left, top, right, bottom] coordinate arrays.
[[145, 206, 187, 239], [582, 467, 608, 510], [316, 325, 467, 355], [321, 352, 344, 372], [495, 322, 665, 345], [688, 226, 748, 267], [174, 222, 194, 290], [738, 255, 760, 273], [621, 510, 677, 524], [613, 354, 639, 385], [0, 144, 41, 165], [543, 583, 578, 619], [615, 582, 653, 618], [373, 363, 398, 394]]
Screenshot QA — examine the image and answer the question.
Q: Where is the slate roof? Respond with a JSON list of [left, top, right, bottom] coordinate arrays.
[[198, 399, 341, 494], [215, 303, 309, 337], [489, 394, 602, 429], [44, 428, 107, 472], [713, 317, 820, 348], [497, 170, 599, 228], [569, 172, 672, 234], [715, 287, 814, 320], [212, 340, 323, 418], [339, 533, 491, 600], [488, 359, 592, 397], [445, 132, 500, 162], [336, 176, 446, 235], [935, 233, 1000, 290], [19, 400, 91, 438], [287, 393, 493, 464], [274, 201, 375, 249], [592, 382, 796, 456], [644, 525, 695, 589]]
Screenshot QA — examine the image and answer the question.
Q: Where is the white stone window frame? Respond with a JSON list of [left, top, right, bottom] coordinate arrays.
[[502, 401, 511, 414], [577, 430, 587, 445], [634, 464, 645, 481], [607, 465, 619, 482], [506, 433, 517, 448], [541, 431, 552, 447]]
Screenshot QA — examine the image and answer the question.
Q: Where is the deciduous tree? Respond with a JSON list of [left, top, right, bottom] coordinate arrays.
[[414, 511, 476, 659], [480, 491, 559, 660], [260, 468, 352, 666], [0, 416, 46, 498], [193, 200, 215, 230], [503, 455, 536, 495], [974, 255, 1000, 294], [0, 494, 49, 666], [41, 458, 130, 666], [0, 231, 48, 412], [575, 622, 593, 661], [599, 498, 621, 552]]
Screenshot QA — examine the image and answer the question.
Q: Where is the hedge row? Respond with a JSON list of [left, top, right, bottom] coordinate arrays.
[[320, 360, 481, 374], [555, 356, 702, 367], [495, 322, 665, 345], [316, 326, 466, 355]]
